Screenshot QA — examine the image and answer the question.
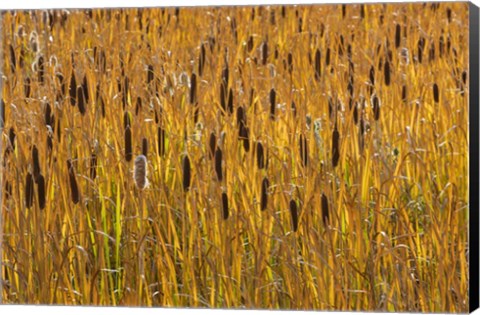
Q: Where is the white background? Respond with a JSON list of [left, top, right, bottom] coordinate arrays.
[[0, 0, 479, 315]]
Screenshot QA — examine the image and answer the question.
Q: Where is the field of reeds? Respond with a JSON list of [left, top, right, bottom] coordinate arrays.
[[0, 2, 470, 311]]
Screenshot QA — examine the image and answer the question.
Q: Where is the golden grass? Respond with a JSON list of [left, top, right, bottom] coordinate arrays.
[[0, 3, 470, 311]]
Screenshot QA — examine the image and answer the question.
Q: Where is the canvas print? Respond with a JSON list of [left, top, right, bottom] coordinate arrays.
[[0, 2, 474, 312]]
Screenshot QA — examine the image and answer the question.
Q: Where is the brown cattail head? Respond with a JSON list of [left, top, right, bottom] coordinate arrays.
[[314, 49, 321, 81], [299, 134, 308, 167], [221, 192, 229, 220], [227, 88, 234, 114], [262, 40, 268, 65], [134, 154, 148, 190], [247, 35, 254, 52], [135, 97, 142, 115], [69, 73, 77, 106], [182, 155, 192, 192], [418, 37, 425, 64], [8, 127, 15, 151], [402, 85, 407, 103], [147, 64, 154, 84], [37, 174, 46, 210], [384, 59, 391, 86], [214, 148, 223, 181], [67, 159, 80, 204], [256, 142, 265, 169], [44, 102, 53, 126], [90, 152, 97, 179], [287, 52, 293, 74], [199, 43, 206, 76], [125, 127, 133, 162], [142, 138, 148, 156], [372, 95, 380, 121], [25, 172, 34, 208], [260, 177, 269, 211], [209, 132, 216, 159], [332, 125, 340, 168], [433, 83, 439, 103], [289, 199, 299, 232], [32, 145, 41, 182], [236, 106, 246, 128], [395, 24, 401, 48], [158, 127, 165, 157], [82, 75, 89, 101], [269, 88, 276, 120], [239, 125, 250, 152], [321, 193, 329, 225], [77, 86, 86, 115]]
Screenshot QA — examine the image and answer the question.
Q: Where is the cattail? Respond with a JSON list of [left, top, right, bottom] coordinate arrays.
[[135, 97, 142, 115], [24, 77, 31, 98], [239, 125, 250, 152], [353, 102, 358, 124], [134, 154, 148, 190], [82, 75, 89, 101], [332, 125, 340, 168], [8, 127, 16, 151], [227, 88, 234, 114], [433, 83, 439, 103], [147, 64, 154, 84], [256, 142, 265, 169], [369, 65, 375, 86], [429, 42, 435, 62], [347, 77, 354, 97], [402, 85, 407, 103], [462, 71, 467, 85], [289, 199, 298, 232], [342, 4, 346, 18], [262, 40, 268, 65], [439, 35, 444, 57], [325, 47, 330, 66], [221, 192, 229, 220], [247, 35, 254, 52], [260, 177, 269, 211], [69, 73, 77, 106], [269, 88, 276, 120], [395, 24, 401, 48], [299, 134, 308, 167], [372, 95, 380, 120], [208, 132, 217, 159], [199, 43, 206, 76], [25, 172, 34, 208], [190, 73, 197, 104], [38, 55, 45, 84], [360, 4, 365, 19], [0, 99, 4, 128], [67, 159, 80, 204], [236, 106, 246, 128], [19, 47, 25, 69], [214, 148, 223, 181], [77, 86, 86, 115], [142, 138, 148, 156], [37, 174, 46, 210], [291, 101, 296, 117], [328, 96, 333, 120], [418, 37, 425, 64], [182, 155, 191, 191], [125, 127, 133, 162], [44, 102, 52, 126], [90, 152, 97, 179], [287, 52, 293, 74], [314, 49, 321, 81], [32, 145, 41, 182], [158, 127, 165, 156], [220, 83, 226, 113], [321, 193, 329, 225], [9, 44, 16, 69], [384, 59, 391, 86]]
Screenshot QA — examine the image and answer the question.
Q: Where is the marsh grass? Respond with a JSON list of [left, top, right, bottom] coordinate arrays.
[[0, 3, 470, 311]]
